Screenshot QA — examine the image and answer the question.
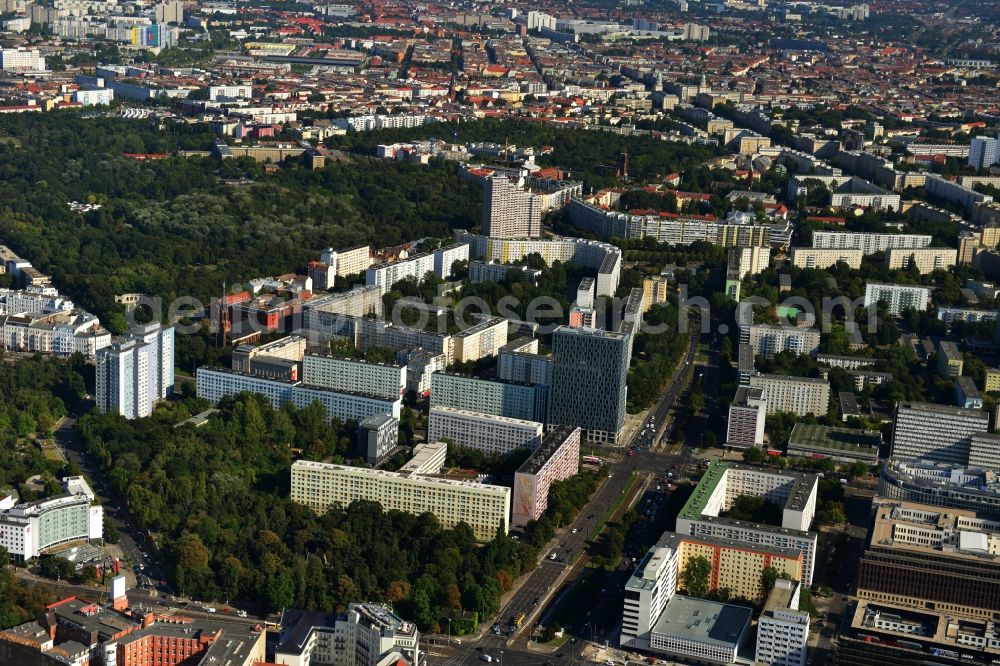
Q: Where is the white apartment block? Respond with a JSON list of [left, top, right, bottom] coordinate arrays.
[[452, 317, 508, 363], [302, 354, 405, 401], [885, 247, 957, 273], [727, 245, 770, 278], [366, 252, 436, 295], [357, 318, 454, 364], [726, 386, 766, 449], [196, 367, 401, 422], [456, 230, 622, 298], [0, 48, 45, 72], [482, 175, 543, 239], [433, 243, 469, 280], [925, 173, 993, 212], [430, 372, 547, 423], [498, 346, 553, 385], [290, 460, 511, 541], [303, 286, 381, 331], [790, 247, 863, 270], [756, 580, 810, 666], [95, 323, 173, 421], [811, 231, 932, 255], [313, 246, 373, 289], [428, 406, 543, 456], [72, 88, 114, 106], [891, 401, 990, 467], [209, 84, 253, 101], [511, 426, 581, 526], [749, 374, 830, 417], [863, 282, 931, 316], [398, 348, 446, 395], [748, 324, 821, 359], [621, 543, 678, 649]]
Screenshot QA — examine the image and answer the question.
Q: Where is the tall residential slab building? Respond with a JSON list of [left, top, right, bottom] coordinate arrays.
[[482, 175, 542, 239], [548, 326, 630, 444], [95, 322, 174, 420]]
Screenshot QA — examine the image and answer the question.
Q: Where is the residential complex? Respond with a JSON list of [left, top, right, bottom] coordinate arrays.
[[95, 322, 174, 420], [863, 282, 931, 316], [786, 424, 881, 465], [302, 354, 406, 401], [789, 247, 863, 270], [746, 324, 820, 360], [755, 579, 810, 666], [429, 372, 547, 423], [511, 425, 581, 526], [811, 231, 932, 255], [885, 247, 957, 273], [196, 366, 402, 424], [427, 406, 543, 456], [290, 456, 511, 541], [674, 462, 819, 584], [482, 174, 542, 239], [749, 374, 830, 417]]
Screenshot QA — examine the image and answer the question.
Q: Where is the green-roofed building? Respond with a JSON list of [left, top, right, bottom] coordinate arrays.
[[787, 423, 881, 465]]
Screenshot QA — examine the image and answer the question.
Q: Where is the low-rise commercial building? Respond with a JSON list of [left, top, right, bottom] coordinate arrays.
[[786, 424, 881, 465], [511, 426, 581, 526], [649, 596, 752, 665]]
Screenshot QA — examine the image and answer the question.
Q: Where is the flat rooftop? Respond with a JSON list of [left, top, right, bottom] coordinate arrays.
[[651, 595, 751, 650], [788, 423, 881, 454], [517, 425, 578, 476]]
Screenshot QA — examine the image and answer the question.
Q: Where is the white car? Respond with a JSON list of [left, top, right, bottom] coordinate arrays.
[[203, 606, 216, 613], [571, 528, 578, 534]]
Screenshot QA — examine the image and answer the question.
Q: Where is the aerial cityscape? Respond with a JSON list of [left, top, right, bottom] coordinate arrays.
[[0, 0, 999, 664]]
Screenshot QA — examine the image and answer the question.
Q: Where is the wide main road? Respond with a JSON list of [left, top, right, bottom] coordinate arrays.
[[438, 324, 703, 665]]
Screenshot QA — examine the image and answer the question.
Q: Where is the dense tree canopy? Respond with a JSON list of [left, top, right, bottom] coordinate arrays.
[[76, 394, 537, 627], [0, 114, 481, 323]]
